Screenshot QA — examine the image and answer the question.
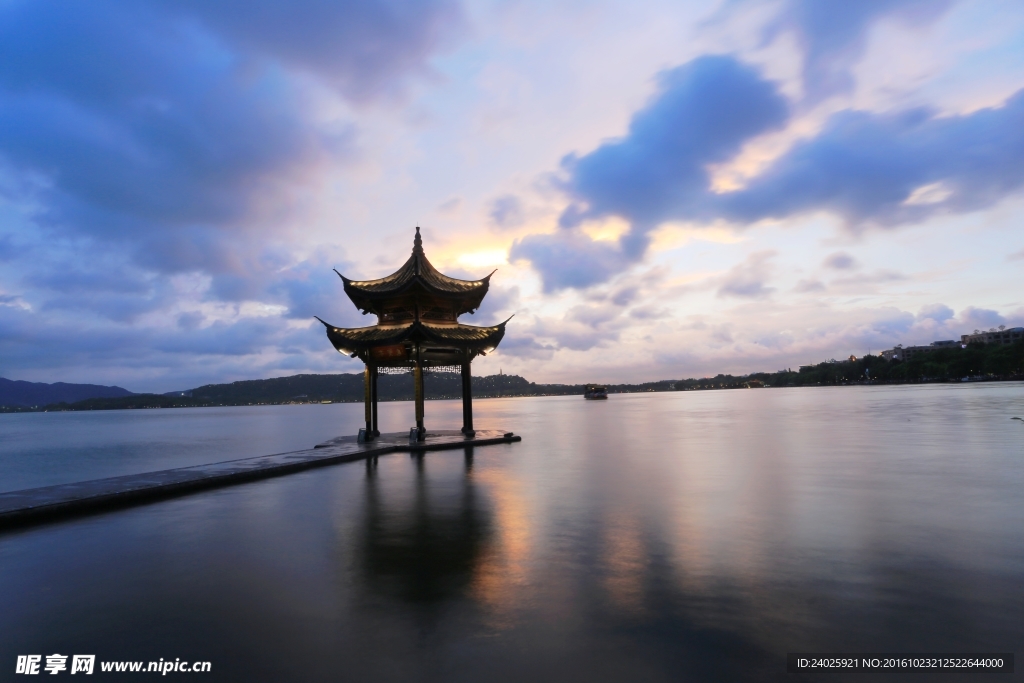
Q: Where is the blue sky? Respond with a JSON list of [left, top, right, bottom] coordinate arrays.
[[1, 0, 1023, 391]]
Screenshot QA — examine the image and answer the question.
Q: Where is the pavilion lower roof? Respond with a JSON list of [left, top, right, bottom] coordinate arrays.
[[315, 318, 508, 353]]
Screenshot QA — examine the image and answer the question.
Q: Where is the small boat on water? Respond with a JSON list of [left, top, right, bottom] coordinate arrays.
[[584, 384, 608, 400]]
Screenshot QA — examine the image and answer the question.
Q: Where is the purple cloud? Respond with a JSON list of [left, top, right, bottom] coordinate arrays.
[[722, 93, 1024, 228], [513, 55, 789, 291], [959, 306, 1005, 330], [515, 62, 1024, 291], [0, 0, 466, 384], [489, 195, 526, 230], [558, 56, 789, 231], [511, 230, 634, 292], [823, 252, 858, 270], [762, 0, 955, 100], [166, 0, 465, 103], [717, 251, 777, 299], [917, 303, 954, 322]]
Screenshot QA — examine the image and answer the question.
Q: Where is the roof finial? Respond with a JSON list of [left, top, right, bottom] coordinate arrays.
[[413, 226, 423, 253]]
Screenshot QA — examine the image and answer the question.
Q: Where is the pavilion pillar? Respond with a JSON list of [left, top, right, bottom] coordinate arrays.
[[370, 364, 379, 436], [461, 353, 475, 436], [414, 347, 426, 441], [362, 364, 373, 440]]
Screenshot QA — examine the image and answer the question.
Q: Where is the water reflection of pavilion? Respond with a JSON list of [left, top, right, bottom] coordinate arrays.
[[357, 450, 492, 603]]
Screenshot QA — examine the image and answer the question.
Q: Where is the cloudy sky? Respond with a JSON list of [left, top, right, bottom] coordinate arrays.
[[2, 0, 1024, 391]]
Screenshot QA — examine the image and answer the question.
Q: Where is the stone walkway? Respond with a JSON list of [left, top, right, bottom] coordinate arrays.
[[0, 429, 520, 529]]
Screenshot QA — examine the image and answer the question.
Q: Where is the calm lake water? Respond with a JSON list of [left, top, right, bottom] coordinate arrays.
[[1, 384, 1023, 681]]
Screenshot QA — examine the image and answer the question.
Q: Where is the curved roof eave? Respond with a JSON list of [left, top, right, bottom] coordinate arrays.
[[344, 275, 489, 301], [327, 227, 499, 317], [315, 317, 508, 351]]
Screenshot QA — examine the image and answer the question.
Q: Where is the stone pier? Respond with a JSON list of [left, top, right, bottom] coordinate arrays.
[[0, 430, 520, 529]]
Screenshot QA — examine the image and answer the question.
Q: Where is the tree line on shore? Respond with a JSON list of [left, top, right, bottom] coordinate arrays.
[[757, 339, 1024, 387], [3, 340, 1021, 413]]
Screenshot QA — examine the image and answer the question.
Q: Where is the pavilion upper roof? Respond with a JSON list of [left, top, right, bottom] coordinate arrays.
[[338, 227, 492, 315]]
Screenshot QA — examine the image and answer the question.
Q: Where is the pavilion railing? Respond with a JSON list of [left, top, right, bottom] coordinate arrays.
[[376, 364, 462, 375]]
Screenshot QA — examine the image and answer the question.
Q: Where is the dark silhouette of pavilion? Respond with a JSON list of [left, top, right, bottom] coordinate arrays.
[[317, 228, 509, 441]]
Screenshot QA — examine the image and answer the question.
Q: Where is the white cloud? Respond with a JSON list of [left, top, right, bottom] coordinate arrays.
[[904, 182, 953, 206]]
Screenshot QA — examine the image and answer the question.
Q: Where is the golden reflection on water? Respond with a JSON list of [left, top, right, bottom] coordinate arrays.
[[600, 509, 649, 618], [469, 464, 535, 629], [662, 435, 793, 640]]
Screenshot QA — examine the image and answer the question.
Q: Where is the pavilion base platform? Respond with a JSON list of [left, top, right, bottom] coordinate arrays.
[[313, 429, 516, 450], [0, 429, 520, 530]]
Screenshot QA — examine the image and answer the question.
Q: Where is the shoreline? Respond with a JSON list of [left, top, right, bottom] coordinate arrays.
[[2, 376, 1022, 414]]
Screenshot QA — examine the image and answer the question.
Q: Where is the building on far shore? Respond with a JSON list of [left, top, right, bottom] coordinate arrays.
[[961, 327, 1024, 346], [879, 341, 955, 362], [878, 327, 1023, 361]]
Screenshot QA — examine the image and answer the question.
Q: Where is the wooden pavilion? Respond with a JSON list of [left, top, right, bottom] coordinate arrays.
[[316, 228, 510, 441]]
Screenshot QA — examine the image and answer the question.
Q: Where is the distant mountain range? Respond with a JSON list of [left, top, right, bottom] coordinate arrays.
[[0, 377, 135, 407], [0, 372, 664, 411], [183, 371, 586, 404], [3, 337, 1021, 412]]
